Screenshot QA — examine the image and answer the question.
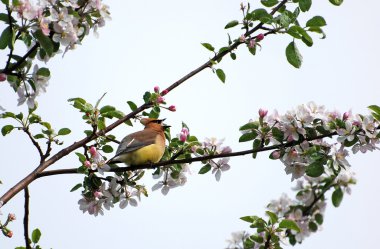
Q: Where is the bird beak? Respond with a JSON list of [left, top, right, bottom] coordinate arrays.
[[163, 124, 171, 129]]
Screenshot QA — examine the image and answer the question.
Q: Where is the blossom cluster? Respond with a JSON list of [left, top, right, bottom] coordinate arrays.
[[240, 102, 379, 181], [226, 167, 356, 248], [11, 0, 110, 50], [1, 0, 110, 109], [78, 177, 145, 216]]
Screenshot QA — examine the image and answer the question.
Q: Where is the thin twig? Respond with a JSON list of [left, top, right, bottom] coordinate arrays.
[[23, 127, 44, 160], [24, 187, 31, 249]]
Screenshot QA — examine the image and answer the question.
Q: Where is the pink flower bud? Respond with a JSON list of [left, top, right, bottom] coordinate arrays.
[[168, 105, 176, 112], [256, 33, 265, 41], [0, 73, 6, 82], [180, 133, 187, 142], [248, 39, 256, 48], [84, 160, 92, 168], [6, 230, 13, 238], [89, 147, 97, 157], [161, 89, 169, 96], [157, 96, 165, 104], [271, 150, 281, 159], [342, 112, 349, 121], [179, 127, 189, 142], [8, 213, 16, 221], [259, 108, 268, 118], [239, 34, 246, 42], [94, 191, 103, 198], [154, 86, 160, 93]]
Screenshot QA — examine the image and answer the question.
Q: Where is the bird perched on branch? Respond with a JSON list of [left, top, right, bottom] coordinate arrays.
[[108, 118, 170, 166]]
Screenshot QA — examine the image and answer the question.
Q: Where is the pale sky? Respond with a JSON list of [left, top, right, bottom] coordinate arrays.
[[1, 1, 380, 248]]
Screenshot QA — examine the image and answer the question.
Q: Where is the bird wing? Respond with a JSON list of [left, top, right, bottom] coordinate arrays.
[[114, 129, 157, 157]]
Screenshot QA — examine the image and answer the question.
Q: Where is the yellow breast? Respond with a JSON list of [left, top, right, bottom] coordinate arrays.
[[119, 136, 165, 165]]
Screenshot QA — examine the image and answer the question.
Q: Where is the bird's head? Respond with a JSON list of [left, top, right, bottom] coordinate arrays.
[[140, 118, 171, 130]]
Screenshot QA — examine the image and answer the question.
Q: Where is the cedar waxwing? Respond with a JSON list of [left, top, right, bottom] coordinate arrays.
[[108, 118, 170, 165]]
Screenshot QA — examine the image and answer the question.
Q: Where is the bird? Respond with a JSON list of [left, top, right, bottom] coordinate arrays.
[[108, 118, 170, 166]]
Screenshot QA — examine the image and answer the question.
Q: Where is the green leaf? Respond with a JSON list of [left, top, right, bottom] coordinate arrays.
[[329, 0, 343, 6], [252, 139, 261, 158], [216, 68, 226, 83], [305, 161, 324, 177], [224, 20, 239, 29], [75, 152, 86, 163], [36, 67, 50, 77], [306, 16, 327, 27], [102, 144, 113, 153], [198, 164, 211, 174], [127, 101, 137, 111], [239, 122, 259, 131], [240, 215, 258, 223], [1, 124, 14, 136], [143, 91, 151, 103], [287, 25, 313, 47], [58, 128, 71, 136], [34, 29, 54, 56], [1, 0, 9, 5], [368, 105, 380, 115], [308, 221, 318, 232], [33, 134, 45, 139], [0, 112, 16, 119], [315, 213, 323, 225], [250, 8, 272, 23], [100, 105, 115, 114], [249, 234, 264, 243], [0, 26, 11, 50], [286, 41, 302, 68], [266, 211, 278, 224], [31, 228, 41, 244], [271, 127, 284, 142], [299, 0, 312, 12], [201, 43, 215, 52], [70, 183, 82, 192], [279, 219, 301, 232], [332, 187, 344, 207], [261, 0, 278, 7], [239, 131, 258, 142], [98, 116, 106, 130]]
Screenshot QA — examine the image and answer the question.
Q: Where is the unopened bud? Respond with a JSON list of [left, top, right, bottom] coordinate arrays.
[[168, 105, 176, 112], [259, 108, 268, 118], [248, 39, 256, 48], [239, 34, 246, 43], [154, 86, 160, 93], [256, 33, 265, 41], [0, 73, 6, 82], [84, 160, 92, 168], [157, 96, 165, 104], [8, 213, 16, 221], [271, 150, 281, 159], [7, 231, 13, 238], [342, 112, 349, 121], [89, 147, 97, 157]]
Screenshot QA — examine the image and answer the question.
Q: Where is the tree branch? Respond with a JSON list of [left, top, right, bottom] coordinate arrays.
[[37, 131, 337, 178], [0, 0, 289, 206], [24, 187, 31, 249]]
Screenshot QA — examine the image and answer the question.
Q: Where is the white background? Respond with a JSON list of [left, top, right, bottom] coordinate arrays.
[[1, 0, 380, 248]]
